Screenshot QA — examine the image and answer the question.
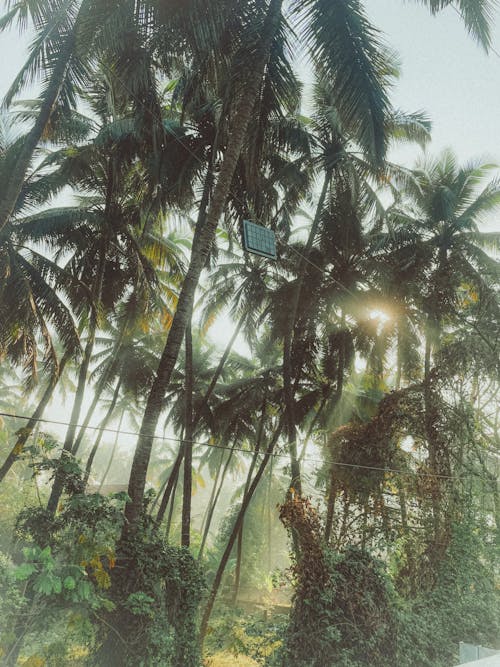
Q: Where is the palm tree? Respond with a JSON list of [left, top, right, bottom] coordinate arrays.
[[40, 82, 193, 514], [123, 0, 396, 535], [383, 149, 500, 539], [0, 0, 96, 232]]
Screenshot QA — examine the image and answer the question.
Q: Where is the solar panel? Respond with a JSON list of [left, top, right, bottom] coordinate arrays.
[[242, 220, 277, 259]]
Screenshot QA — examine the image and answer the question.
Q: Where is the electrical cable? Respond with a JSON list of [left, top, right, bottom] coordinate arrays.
[[0, 410, 496, 481]]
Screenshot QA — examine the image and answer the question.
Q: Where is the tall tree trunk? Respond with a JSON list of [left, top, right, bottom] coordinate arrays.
[[0, 351, 70, 484], [72, 359, 118, 456], [181, 312, 194, 547], [155, 317, 244, 528], [424, 325, 441, 541], [197, 446, 235, 561], [324, 474, 337, 544], [154, 313, 245, 528], [72, 312, 129, 455], [83, 378, 122, 488], [199, 418, 284, 646], [282, 170, 331, 497], [198, 450, 224, 540], [324, 325, 346, 542], [97, 409, 125, 493], [165, 474, 179, 541], [395, 320, 403, 390], [0, 1, 90, 233], [123, 0, 284, 536], [232, 396, 267, 604], [193, 312, 246, 426], [267, 458, 273, 572], [298, 397, 327, 463], [47, 245, 105, 515], [154, 440, 184, 528]]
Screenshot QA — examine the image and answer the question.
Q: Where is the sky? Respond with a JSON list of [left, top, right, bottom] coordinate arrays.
[[1, 1, 499, 466]]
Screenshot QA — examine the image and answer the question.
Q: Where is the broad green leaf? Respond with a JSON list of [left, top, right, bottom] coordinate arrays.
[[14, 563, 36, 580]]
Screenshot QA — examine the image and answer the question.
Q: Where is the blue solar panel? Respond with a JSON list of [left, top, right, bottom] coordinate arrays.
[[242, 220, 277, 259]]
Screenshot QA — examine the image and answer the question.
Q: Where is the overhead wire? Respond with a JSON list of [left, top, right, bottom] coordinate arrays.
[[0, 411, 495, 482]]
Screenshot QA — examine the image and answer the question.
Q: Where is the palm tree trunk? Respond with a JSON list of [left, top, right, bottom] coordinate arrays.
[[0, 351, 70, 484], [0, 2, 89, 233], [198, 450, 224, 539], [47, 245, 105, 515], [395, 321, 403, 390], [199, 418, 284, 646], [197, 446, 235, 561], [324, 474, 337, 544], [123, 0, 284, 536], [165, 475, 178, 541], [298, 397, 327, 463], [83, 378, 122, 488], [232, 396, 267, 604], [323, 325, 347, 542], [46, 323, 97, 514], [193, 312, 246, 426], [153, 425, 184, 528], [181, 312, 194, 547], [154, 313, 245, 528], [72, 315, 128, 455], [282, 170, 331, 497], [97, 409, 125, 493], [155, 443, 184, 528], [424, 325, 441, 541], [72, 361, 115, 456], [267, 458, 273, 572]]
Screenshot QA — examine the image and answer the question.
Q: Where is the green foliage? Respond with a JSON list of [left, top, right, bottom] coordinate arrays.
[[206, 608, 285, 665], [396, 520, 500, 667], [98, 529, 206, 667], [273, 545, 401, 667], [273, 519, 499, 667]]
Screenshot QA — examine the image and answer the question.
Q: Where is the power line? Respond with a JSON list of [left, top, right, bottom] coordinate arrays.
[[0, 410, 494, 481]]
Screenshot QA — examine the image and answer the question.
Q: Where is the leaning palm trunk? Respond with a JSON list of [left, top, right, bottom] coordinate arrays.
[[47, 240, 106, 514], [282, 170, 331, 496], [197, 450, 224, 549], [196, 311, 246, 419], [71, 356, 119, 455], [197, 445, 236, 561], [155, 313, 246, 526], [199, 418, 284, 645], [123, 0, 284, 536], [46, 322, 98, 514], [0, 1, 90, 233], [233, 396, 267, 604], [181, 312, 194, 547], [72, 310, 129, 455], [154, 445, 184, 527], [83, 378, 122, 488], [97, 409, 125, 493], [0, 351, 70, 484]]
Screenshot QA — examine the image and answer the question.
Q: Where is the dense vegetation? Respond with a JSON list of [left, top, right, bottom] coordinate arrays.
[[0, 0, 498, 665]]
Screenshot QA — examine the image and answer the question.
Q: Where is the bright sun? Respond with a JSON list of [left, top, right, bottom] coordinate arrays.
[[369, 309, 391, 323]]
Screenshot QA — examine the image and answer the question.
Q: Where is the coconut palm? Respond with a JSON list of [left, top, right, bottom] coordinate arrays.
[[123, 0, 398, 535], [381, 150, 500, 539]]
